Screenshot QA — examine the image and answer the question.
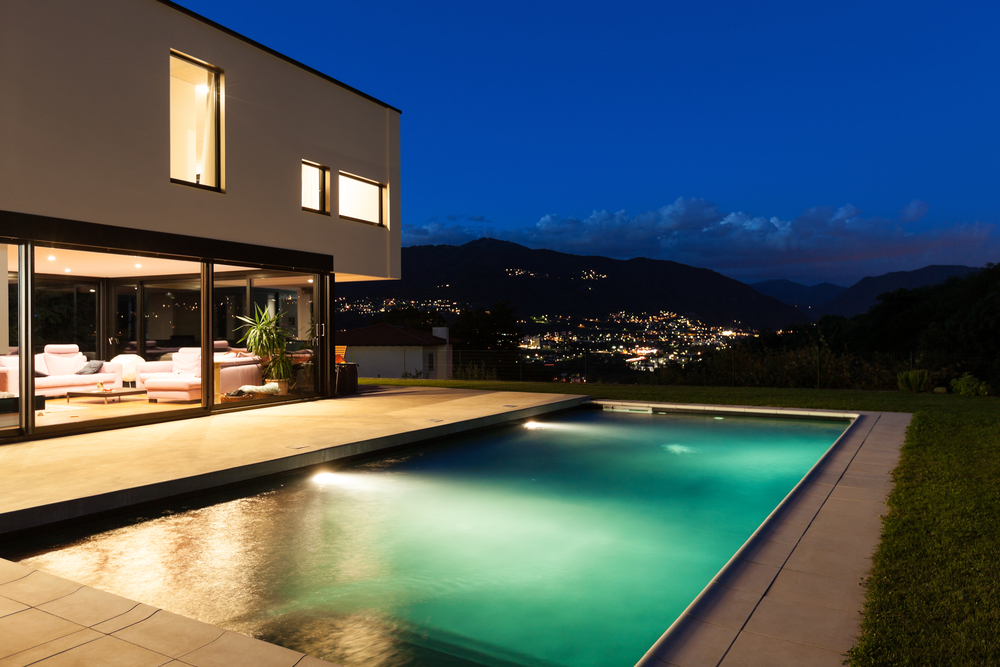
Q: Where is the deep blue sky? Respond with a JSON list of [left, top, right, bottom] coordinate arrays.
[[176, 0, 1000, 285]]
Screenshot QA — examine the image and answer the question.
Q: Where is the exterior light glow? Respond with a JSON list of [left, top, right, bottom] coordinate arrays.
[[524, 421, 543, 429]]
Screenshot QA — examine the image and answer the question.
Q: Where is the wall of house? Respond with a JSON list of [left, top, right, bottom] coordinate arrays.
[[348, 346, 425, 379], [0, 0, 400, 283]]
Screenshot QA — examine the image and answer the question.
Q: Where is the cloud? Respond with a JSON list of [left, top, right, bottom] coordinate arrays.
[[900, 199, 929, 223], [404, 199, 995, 284]]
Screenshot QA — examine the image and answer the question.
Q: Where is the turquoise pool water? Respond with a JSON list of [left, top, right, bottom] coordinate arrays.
[[14, 409, 847, 667]]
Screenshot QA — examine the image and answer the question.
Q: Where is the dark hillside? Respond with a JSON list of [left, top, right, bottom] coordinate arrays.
[[338, 238, 808, 330], [816, 265, 980, 318]]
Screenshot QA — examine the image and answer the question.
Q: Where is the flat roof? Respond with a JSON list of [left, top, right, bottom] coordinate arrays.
[[156, 0, 402, 114]]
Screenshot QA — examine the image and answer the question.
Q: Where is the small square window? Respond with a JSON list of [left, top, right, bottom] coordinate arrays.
[[302, 161, 329, 213], [339, 173, 383, 225]]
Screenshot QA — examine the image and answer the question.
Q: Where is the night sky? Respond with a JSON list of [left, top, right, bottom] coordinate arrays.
[[175, 0, 999, 285]]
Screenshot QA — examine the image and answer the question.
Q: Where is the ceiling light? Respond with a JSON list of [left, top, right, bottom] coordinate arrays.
[[47, 255, 55, 261], [64, 268, 71, 273], [307, 279, 314, 283], [135, 263, 142, 268]]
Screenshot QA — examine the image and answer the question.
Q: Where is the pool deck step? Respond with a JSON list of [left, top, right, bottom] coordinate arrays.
[[0, 386, 588, 535]]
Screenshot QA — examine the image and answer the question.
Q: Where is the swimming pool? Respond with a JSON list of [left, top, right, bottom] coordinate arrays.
[[12, 408, 848, 667]]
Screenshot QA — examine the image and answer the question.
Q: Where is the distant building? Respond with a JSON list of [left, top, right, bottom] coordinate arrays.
[[337, 324, 451, 380]]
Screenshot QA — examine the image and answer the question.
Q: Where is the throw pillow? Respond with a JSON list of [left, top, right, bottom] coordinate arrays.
[[75, 360, 105, 375]]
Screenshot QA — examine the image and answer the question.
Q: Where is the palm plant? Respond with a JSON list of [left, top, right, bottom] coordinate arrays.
[[236, 304, 293, 382]]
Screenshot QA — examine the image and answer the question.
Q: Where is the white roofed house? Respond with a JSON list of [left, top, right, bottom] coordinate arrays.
[[336, 324, 452, 380]]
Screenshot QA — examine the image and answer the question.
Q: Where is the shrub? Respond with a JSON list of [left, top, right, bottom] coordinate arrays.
[[898, 369, 929, 393], [451, 362, 498, 382], [950, 372, 993, 397]]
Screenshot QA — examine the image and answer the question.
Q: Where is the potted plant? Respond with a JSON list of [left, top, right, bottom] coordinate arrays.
[[236, 304, 293, 395]]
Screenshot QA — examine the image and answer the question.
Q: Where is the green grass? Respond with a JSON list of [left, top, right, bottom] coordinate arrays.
[[363, 379, 1000, 665]]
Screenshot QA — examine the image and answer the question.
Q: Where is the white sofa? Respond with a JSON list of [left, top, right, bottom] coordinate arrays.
[[136, 347, 262, 402], [0, 345, 123, 397]]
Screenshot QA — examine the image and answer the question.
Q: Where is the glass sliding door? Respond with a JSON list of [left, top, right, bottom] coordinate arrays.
[[29, 247, 205, 429], [212, 266, 321, 404], [0, 245, 19, 431], [251, 273, 320, 397]]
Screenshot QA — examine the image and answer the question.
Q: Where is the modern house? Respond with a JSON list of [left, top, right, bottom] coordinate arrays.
[[0, 0, 400, 440], [337, 324, 452, 380]]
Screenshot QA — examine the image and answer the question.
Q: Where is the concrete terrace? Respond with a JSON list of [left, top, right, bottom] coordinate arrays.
[[0, 388, 907, 667]]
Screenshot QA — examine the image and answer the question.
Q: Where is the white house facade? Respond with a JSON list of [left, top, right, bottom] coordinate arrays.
[[0, 0, 401, 440]]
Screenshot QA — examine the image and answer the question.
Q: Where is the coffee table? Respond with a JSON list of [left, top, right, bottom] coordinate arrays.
[[66, 388, 147, 404]]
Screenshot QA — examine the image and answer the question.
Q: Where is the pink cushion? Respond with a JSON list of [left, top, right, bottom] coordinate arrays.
[[43, 352, 86, 376], [144, 376, 202, 391], [172, 348, 201, 376], [43, 344, 80, 355]]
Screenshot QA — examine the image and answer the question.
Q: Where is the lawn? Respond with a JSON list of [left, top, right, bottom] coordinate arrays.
[[362, 379, 1000, 665]]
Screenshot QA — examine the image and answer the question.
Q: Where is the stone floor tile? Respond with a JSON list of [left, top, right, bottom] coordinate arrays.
[[295, 656, 344, 666], [113, 610, 223, 659], [39, 586, 138, 628], [810, 508, 883, 539], [756, 520, 807, 546], [713, 559, 780, 596], [836, 475, 894, 492], [739, 538, 796, 569], [839, 468, 891, 480], [822, 497, 887, 519], [181, 631, 302, 667], [765, 568, 865, 613], [0, 596, 28, 619], [795, 525, 880, 557], [770, 493, 826, 527], [796, 481, 834, 499], [719, 630, 845, 667], [829, 485, 890, 504], [33, 635, 171, 667], [845, 461, 894, 476], [0, 571, 81, 607], [646, 614, 739, 667], [0, 561, 31, 586], [686, 582, 762, 630], [0, 609, 86, 660], [783, 545, 871, 583], [743, 596, 859, 652], [91, 603, 157, 634], [809, 472, 843, 486], [0, 628, 101, 667]]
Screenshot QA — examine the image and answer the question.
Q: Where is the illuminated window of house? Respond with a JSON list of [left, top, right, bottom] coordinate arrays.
[[302, 161, 329, 213], [339, 173, 383, 225], [170, 53, 222, 189]]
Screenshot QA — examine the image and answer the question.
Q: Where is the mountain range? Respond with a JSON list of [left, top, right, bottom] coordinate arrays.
[[755, 265, 980, 319], [337, 239, 807, 330], [336, 239, 981, 330]]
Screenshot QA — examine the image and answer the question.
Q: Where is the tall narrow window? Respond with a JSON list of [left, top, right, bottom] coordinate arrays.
[[170, 53, 222, 189], [339, 173, 383, 225], [302, 161, 329, 213]]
